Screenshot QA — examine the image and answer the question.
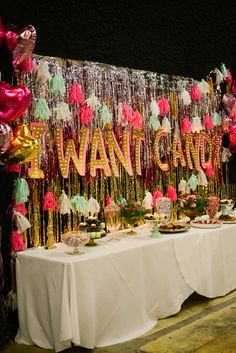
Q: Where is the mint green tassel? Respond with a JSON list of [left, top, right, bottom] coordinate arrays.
[[100, 103, 112, 127], [188, 174, 198, 191], [71, 195, 89, 215], [220, 63, 228, 78], [212, 112, 221, 126], [34, 98, 51, 120], [13, 178, 30, 204], [50, 74, 66, 96], [149, 115, 161, 131], [117, 196, 127, 206]]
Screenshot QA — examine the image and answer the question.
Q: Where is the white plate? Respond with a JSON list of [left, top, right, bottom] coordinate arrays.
[[190, 221, 222, 229], [222, 221, 236, 224]]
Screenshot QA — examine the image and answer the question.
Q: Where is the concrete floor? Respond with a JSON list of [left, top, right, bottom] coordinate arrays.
[[2, 289, 236, 353]]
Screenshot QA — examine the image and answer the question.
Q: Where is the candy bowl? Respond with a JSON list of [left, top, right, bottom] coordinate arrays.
[[62, 231, 90, 255]]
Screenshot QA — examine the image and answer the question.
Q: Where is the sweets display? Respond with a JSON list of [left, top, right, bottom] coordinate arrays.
[[158, 222, 189, 233]]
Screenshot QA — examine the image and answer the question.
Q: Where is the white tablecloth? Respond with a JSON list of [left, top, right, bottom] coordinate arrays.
[[15, 223, 236, 351]]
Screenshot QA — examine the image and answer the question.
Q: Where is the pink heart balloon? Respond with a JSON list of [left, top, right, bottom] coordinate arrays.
[[0, 122, 13, 154], [222, 93, 236, 119], [4, 24, 36, 71], [0, 81, 31, 123], [4, 26, 18, 51]]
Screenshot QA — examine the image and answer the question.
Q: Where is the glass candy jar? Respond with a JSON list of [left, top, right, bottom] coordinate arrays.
[[156, 197, 171, 220], [62, 231, 90, 255], [104, 201, 121, 239]]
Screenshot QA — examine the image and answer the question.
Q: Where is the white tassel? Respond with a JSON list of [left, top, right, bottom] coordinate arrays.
[[58, 190, 71, 215], [174, 120, 180, 141], [34, 61, 51, 84], [214, 68, 225, 86], [54, 102, 72, 122], [198, 168, 208, 186], [197, 79, 210, 97], [13, 210, 31, 233], [191, 116, 203, 133], [162, 117, 171, 133], [88, 196, 100, 217], [142, 191, 153, 210], [149, 115, 161, 131], [180, 90, 191, 106], [178, 179, 187, 193], [86, 93, 101, 110], [222, 147, 232, 163], [150, 99, 160, 117], [5, 290, 17, 311]]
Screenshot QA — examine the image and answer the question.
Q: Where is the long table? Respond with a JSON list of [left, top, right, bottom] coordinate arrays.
[[15, 223, 236, 352]]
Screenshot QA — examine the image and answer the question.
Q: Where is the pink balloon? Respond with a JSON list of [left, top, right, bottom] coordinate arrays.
[[4, 27, 18, 51], [0, 17, 4, 45], [222, 93, 236, 119], [12, 24, 36, 69], [0, 122, 13, 154], [4, 24, 37, 71], [0, 81, 31, 123]]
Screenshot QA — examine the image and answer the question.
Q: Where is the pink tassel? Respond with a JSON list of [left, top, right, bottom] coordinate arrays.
[[204, 113, 214, 130], [190, 84, 202, 101], [43, 190, 58, 211], [152, 189, 163, 207], [6, 164, 20, 173], [181, 116, 192, 134], [68, 82, 85, 105], [122, 103, 133, 123], [10, 230, 25, 254], [158, 97, 170, 116], [7, 201, 28, 217], [226, 68, 232, 85], [18, 56, 36, 73], [131, 110, 143, 129], [204, 162, 214, 178], [105, 196, 111, 206], [80, 103, 93, 125], [166, 185, 177, 202]]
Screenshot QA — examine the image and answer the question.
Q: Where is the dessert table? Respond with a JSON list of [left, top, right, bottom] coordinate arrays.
[[15, 223, 236, 352]]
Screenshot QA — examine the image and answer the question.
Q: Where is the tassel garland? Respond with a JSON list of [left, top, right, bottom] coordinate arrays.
[[13, 178, 30, 204], [50, 74, 66, 96], [131, 110, 143, 130], [58, 190, 71, 215], [10, 230, 25, 254], [34, 98, 51, 120], [68, 82, 85, 104], [43, 190, 58, 211], [54, 102, 72, 122], [13, 209, 31, 233], [100, 103, 112, 127]]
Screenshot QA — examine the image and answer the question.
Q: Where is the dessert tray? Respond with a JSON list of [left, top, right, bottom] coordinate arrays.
[[217, 214, 236, 224], [158, 223, 189, 233], [190, 220, 222, 229]]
